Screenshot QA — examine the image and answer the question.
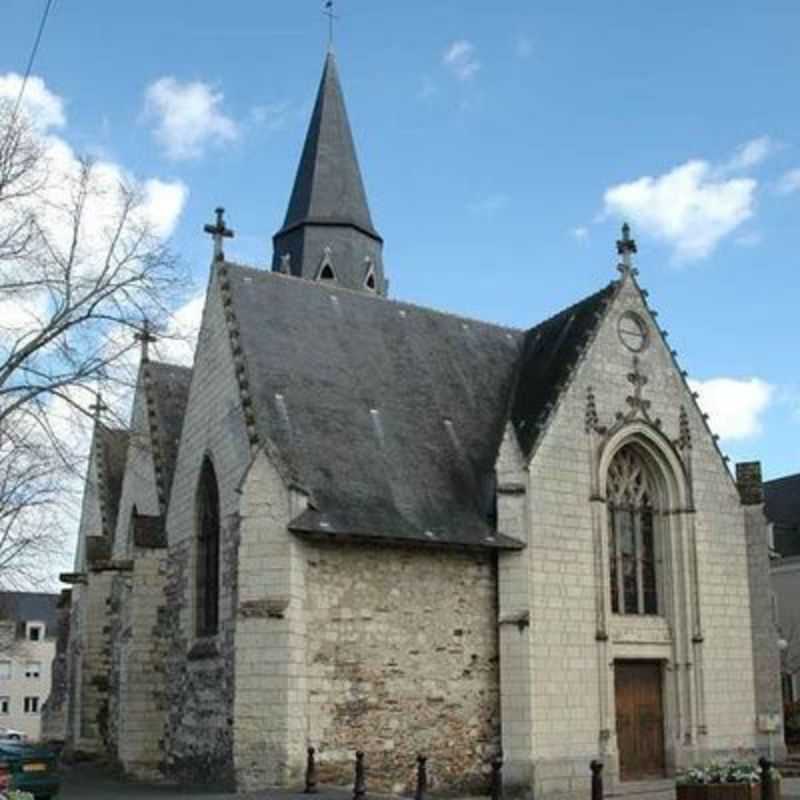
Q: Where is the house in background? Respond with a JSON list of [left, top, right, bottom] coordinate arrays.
[[0, 592, 59, 740], [765, 472, 800, 702]]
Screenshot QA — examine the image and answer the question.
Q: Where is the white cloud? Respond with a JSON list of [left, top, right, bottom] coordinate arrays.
[[443, 40, 481, 81], [721, 135, 774, 173], [152, 292, 204, 367], [143, 77, 239, 160], [572, 226, 589, 241], [141, 179, 189, 239], [689, 377, 773, 441], [249, 101, 291, 131], [603, 160, 756, 261], [0, 73, 65, 130], [734, 231, 762, 247], [516, 36, 534, 59], [469, 193, 508, 217], [777, 168, 800, 196]]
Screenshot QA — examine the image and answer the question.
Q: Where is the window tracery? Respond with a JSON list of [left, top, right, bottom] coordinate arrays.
[[607, 445, 659, 616]]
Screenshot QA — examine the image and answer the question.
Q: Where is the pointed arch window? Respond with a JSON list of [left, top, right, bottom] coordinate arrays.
[[607, 445, 659, 616], [196, 457, 220, 636]]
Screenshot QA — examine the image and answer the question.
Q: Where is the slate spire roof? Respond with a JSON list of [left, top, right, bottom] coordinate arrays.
[[272, 52, 386, 295]]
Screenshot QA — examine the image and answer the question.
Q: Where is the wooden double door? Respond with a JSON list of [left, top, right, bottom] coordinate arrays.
[[614, 660, 666, 781]]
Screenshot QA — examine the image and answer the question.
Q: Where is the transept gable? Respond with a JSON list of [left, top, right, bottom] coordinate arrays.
[[530, 264, 740, 504]]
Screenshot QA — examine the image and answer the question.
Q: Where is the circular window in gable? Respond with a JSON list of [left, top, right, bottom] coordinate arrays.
[[617, 311, 649, 352]]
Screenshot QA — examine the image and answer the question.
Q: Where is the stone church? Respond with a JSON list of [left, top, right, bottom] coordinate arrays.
[[43, 51, 783, 798]]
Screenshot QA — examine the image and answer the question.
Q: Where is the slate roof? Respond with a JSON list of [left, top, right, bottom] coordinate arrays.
[[145, 360, 193, 502], [0, 591, 59, 636], [277, 52, 379, 242], [225, 263, 525, 549], [765, 473, 800, 557], [765, 473, 800, 526], [98, 426, 129, 538], [510, 282, 618, 458]]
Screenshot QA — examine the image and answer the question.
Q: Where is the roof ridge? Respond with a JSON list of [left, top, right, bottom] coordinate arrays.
[[528, 281, 620, 333], [224, 261, 525, 334], [765, 473, 800, 485]]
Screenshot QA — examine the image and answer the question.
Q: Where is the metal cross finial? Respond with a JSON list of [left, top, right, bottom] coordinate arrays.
[[203, 207, 234, 261], [89, 391, 108, 421], [323, 1, 339, 50], [616, 222, 637, 273], [134, 319, 157, 362]]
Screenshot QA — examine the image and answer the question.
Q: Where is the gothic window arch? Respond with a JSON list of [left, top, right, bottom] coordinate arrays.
[[607, 444, 660, 616], [127, 504, 138, 553], [196, 456, 220, 636]]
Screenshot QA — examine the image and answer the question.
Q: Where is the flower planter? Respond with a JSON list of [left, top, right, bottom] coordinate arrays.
[[677, 784, 762, 800]]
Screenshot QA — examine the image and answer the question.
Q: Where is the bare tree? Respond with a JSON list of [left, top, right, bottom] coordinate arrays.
[[0, 98, 186, 585]]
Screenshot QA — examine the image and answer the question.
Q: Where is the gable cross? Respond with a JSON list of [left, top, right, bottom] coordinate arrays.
[[89, 391, 108, 422], [203, 207, 234, 262], [616, 222, 637, 274], [134, 319, 157, 362]]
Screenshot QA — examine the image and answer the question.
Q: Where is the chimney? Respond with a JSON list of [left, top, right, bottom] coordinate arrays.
[[736, 461, 763, 506]]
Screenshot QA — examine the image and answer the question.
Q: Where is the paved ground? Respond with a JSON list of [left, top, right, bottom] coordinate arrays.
[[59, 764, 358, 800], [54, 765, 800, 800]]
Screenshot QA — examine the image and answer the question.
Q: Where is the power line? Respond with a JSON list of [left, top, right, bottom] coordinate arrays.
[[3, 0, 57, 136]]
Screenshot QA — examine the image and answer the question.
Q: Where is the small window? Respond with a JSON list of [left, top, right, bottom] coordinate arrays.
[[25, 662, 41, 679], [27, 624, 42, 642], [23, 697, 38, 714], [0, 697, 8, 714], [0, 662, 10, 680], [363, 259, 377, 291]]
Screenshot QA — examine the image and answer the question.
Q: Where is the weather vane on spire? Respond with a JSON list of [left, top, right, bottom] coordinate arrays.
[[323, 0, 338, 50]]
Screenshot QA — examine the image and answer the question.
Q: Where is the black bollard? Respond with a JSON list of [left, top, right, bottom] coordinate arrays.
[[759, 757, 775, 800], [353, 751, 366, 800], [490, 756, 503, 800], [305, 746, 318, 794], [415, 754, 428, 800], [590, 760, 604, 800]]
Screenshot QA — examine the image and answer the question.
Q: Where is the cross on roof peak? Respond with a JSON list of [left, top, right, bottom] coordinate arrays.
[[203, 207, 234, 261], [616, 222, 638, 274], [89, 391, 108, 421], [323, 1, 339, 50], [134, 319, 157, 362]]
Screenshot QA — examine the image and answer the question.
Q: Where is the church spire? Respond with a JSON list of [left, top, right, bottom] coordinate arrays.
[[272, 51, 386, 295]]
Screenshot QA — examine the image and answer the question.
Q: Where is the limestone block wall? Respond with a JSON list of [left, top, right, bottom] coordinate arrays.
[[108, 572, 131, 759], [304, 541, 500, 794], [163, 268, 252, 784], [66, 586, 84, 751], [41, 590, 72, 742], [742, 502, 785, 759], [517, 275, 758, 798], [79, 571, 114, 752], [117, 548, 169, 778], [232, 452, 303, 791]]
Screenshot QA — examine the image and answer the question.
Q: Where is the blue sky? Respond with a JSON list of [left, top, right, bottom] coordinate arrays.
[[3, 0, 799, 478]]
